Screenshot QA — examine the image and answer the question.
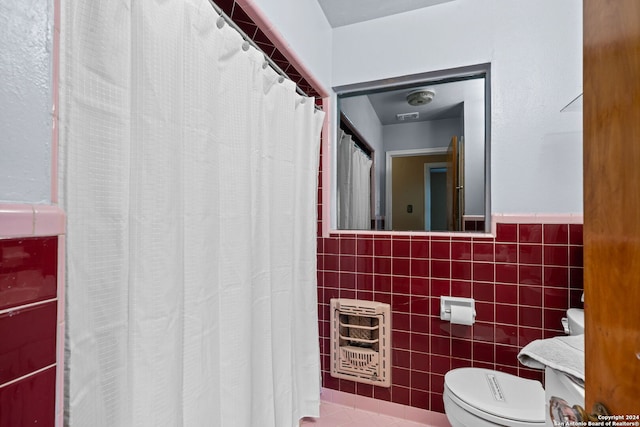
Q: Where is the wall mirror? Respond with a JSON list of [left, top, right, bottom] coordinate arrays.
[[334, 65, 490, 233]]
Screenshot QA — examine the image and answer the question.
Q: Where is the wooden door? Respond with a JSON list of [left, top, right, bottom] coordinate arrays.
[[446, 136, 463, 231], [458, 136, 465, 229], [584, 0, 640, 414]]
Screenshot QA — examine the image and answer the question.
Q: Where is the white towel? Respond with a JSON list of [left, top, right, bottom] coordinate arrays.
[[518, 334, 585, 383]]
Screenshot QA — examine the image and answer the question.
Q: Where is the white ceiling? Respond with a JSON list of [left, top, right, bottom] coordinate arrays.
[[369, 81, 460, 125], [317, 0, 455, 28], [346, 77, 484, 126]]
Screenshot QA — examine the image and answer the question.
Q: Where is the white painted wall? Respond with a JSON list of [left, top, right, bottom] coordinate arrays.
[[1, 0, 581, 215], [332, 0, 583, 214], [383, 118, 460, 152], [249, 0, 333, 91], [464, 93, 486, 217], [0, 0, 54, 203]]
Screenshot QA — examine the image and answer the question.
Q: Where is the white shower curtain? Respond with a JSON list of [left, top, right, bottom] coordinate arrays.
[[337, 130, 372, 229], [59, 1, 324, 426]]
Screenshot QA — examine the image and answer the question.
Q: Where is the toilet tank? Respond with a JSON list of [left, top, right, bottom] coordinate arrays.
[[545, 307, 585, 427], [561, 308, 585, 335], [567, 308, 585, 335]]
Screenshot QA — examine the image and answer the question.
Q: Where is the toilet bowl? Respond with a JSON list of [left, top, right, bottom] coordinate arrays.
[[443, 309, 585, 427], [443, 368, 546, 427]]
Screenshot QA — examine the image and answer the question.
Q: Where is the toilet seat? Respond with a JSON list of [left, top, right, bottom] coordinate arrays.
[[444, 368, 545, 426]]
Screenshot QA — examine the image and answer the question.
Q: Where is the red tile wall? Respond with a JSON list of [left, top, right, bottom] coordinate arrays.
[[316, 223, 584, 413], [0, 366, 56, 427], [0, 302, 57, 385], [0, 237, 58, 427], [0, 237, 58, 310], [303, 11, 584, 408]]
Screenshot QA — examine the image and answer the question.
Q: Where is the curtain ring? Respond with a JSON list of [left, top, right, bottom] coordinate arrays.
[[300, 98, 307, 104], [216, 16, 225, 29], [241, 40, 250, 51], [278, 76, 285, 84]]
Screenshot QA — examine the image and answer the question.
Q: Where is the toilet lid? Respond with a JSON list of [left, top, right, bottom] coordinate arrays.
[[444, 368, 545, 423]]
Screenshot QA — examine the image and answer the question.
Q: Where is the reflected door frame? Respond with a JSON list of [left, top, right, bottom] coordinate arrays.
[[424, 162, 448, 231], [385, 147, 447, 230]]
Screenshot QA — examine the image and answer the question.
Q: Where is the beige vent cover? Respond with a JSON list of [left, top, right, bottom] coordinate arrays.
[[330, 298, 391, 387]]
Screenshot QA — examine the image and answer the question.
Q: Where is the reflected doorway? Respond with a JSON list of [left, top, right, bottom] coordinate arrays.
[[388, 148, 448, 231], [425, 163, 448, 231]]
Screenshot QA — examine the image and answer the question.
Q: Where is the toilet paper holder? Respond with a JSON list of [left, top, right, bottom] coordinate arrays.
[[440, 296, 476, 323]]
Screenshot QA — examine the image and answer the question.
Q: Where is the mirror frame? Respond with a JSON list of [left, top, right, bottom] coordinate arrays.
[[325, 63, 492, 235]]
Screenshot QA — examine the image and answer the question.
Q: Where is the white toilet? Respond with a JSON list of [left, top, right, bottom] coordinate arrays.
[[443, 367, 546, 427], [443, 309, 585, 427]]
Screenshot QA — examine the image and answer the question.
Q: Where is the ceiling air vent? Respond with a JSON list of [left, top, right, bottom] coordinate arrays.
[[396, 112, 419, 121]]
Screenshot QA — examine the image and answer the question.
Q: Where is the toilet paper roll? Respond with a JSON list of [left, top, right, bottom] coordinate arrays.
[[450, 305, 475, 326]]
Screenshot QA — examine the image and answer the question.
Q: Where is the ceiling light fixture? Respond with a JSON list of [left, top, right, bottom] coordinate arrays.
[[407, 89, 435, 106]]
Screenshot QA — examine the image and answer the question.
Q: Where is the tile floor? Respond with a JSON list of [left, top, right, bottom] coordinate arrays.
[[300, 401, 451, 427]]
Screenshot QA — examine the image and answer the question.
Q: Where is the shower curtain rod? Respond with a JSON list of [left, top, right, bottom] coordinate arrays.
[[207, 0, 321, 109], [352, 141, 372, 159]]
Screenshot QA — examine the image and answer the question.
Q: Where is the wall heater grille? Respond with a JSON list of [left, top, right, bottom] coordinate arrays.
[[330, 298, 391, 387]]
